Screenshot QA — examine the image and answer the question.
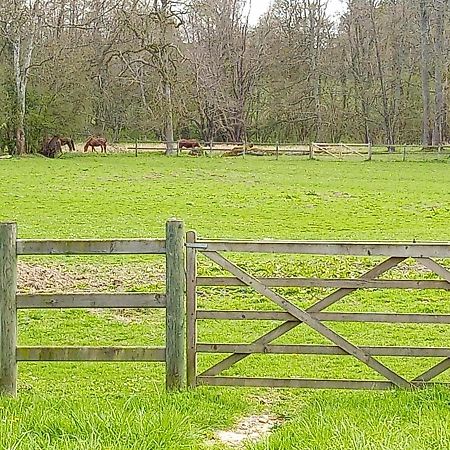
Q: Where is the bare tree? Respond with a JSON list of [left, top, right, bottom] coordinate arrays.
[[120, 0, 184, 154], [432, 0, 446, 146], [419, 0, 432, 145], [0, 0, 41, 154], [185, 0, 267, 142]]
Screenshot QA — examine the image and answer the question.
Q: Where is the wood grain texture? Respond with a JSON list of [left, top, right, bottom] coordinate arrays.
[[17, 239, 166, 255], [17, 346, 165, 362], [17, 293, 166, 309], [165, 219, 186, 390], [186, 230, 198, 388], [0, 223, 17, 396]]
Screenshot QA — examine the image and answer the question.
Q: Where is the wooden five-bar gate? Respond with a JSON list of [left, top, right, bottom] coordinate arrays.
[[186, 233, 450, 390], [2, 220, 450, 395]]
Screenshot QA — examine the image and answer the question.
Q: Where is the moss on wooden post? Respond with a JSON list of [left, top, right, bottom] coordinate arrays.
[[0, 223, 17, 396], [165, 219, 186, 390]]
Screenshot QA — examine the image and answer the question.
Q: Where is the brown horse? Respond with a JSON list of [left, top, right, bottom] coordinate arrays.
[[84, 137, 107, 153], [178, 139, 200, 149], [39, 136, 62, 158], [59, 137, 75, 152], [41, 135, 75, 153]]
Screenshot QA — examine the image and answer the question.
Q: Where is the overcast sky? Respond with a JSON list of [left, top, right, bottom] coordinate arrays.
[[248, 0, 346, 25]]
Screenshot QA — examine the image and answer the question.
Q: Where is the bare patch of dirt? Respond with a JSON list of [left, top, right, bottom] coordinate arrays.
[[207, 414, 283, 448], [18, 263, 77, 293], [18, 262, 166, 324], [17, 262, 165, 294]]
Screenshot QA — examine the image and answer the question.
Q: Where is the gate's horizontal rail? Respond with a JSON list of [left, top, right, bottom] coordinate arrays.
[[197, 376, 449, 390], [17, 346, 166, 362], [191, 241, 450, 257], [17, 293, 166, 309], [197, 310, 450, 324], [197, 376, 394, 390], [197, 343, 450, 357], [17, 239, 166, 255], [197, 277, 450, 289]]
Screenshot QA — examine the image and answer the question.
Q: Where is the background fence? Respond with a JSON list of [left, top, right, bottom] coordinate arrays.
[[120, 140, 450, 161]]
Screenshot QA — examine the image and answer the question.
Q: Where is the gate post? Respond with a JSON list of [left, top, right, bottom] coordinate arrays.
[[165, 219, 186, 391], [186, 230, 197, 388], [0, 223, 17, 396]]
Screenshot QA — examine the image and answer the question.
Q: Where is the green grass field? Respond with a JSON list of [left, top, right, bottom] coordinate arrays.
[[2, 154, 450, 449]]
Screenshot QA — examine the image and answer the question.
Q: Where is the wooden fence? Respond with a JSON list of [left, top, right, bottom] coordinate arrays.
[[4, 223, 450, 393], [0, 219, 185, 396], [186, 235, 450, 390]]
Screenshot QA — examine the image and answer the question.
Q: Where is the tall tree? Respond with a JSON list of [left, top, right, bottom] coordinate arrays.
[[419, 0, 432, 145], [432, 0, 446, 146], [0, 0, 41, 154]]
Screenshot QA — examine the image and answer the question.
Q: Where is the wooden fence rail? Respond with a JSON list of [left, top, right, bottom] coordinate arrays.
[[0, 219, 185, 396]]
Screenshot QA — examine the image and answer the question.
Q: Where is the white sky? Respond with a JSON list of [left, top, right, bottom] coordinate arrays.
[[248, 0, 346, 25]]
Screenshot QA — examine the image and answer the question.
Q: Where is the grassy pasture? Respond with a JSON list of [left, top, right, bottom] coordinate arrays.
[[1, 154, 450, 449]]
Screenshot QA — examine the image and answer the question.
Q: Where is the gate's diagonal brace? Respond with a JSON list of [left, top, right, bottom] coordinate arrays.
[[414, 357, 450, 383], [202, 251, 411, 388], [415, 257, 450, 282], [309, 257, 406, 312], [411, 259, 450, 383], [413, 358, 450, 382], [201, 256, 406, 378], [201, 320, 298, 377]]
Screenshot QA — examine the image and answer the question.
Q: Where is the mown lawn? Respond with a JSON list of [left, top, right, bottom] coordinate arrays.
[[1, 153, 450, 449]]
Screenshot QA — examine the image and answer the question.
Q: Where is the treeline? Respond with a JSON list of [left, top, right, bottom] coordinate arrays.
[[0, 0, 447, 154]]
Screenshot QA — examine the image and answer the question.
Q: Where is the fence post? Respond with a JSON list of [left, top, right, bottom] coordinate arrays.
[[309, 143, 314, 160], [186, 230, 197, 388], [276, 142, 279, 160], [368, 141, 372, 161], [165, 218, 186, 391], [0, 223, 17, 397], [403, 144, 407, 162], [134, 139, 138, 157]]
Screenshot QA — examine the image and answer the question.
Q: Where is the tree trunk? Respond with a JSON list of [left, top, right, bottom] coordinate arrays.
[[419, 0, 432, 146], [164, 79, 176, 155], [432, 0, 445, 146], [11, 10, 36, 156], [370, 3, 395, 152], [12, 39, 26, 155]]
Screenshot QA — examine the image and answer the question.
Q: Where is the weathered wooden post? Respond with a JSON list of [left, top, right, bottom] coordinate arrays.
[[403, 144, 407, 162], [309, 143, 314, 160], [276, 142, 279, 160], [0, 223, 17, 396], [186, 230, 197, 388], [165, 219, 186, 391], [134, 139, 138, 157]]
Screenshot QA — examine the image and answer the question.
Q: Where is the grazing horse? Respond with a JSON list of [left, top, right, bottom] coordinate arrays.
[[59, 137, 75, 152], [84, 137, 107, 153], [39, 136, 62, 158], [178, 139, 200, 150]]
